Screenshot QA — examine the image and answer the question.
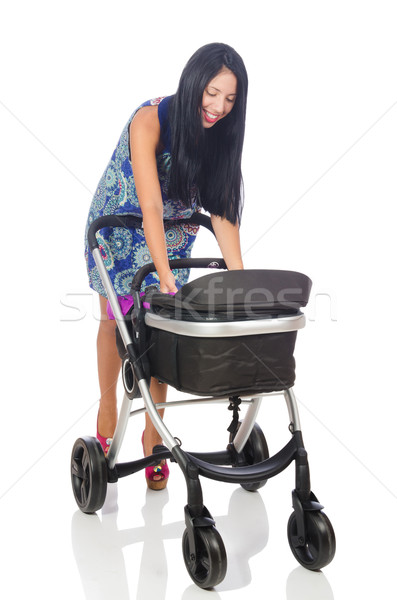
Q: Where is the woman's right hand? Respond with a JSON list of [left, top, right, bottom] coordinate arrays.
[[159, 269, 178, 294]]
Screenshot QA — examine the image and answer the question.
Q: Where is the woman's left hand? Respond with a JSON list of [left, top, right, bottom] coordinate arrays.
[[159, 269, 178, 294]]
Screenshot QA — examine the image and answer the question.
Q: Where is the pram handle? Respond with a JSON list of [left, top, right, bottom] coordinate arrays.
[[87, 212, 215, 252], [130, 257, 227, 292]]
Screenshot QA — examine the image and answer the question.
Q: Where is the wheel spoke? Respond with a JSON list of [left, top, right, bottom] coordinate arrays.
[[82, 451, 90, 473], [71, 458, 85, 480], [201, 558, 210, 573], [80, 480, 88, 505]]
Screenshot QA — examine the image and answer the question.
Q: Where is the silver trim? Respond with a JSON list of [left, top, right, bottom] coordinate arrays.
[[138, 378, 179, 451], [127, 392, 285, 418], [92, 247, 133, 348], [107, 392, 133, 469], [284, 388, 301, 432], [107, 388, 301, 468], [144, 311, 305, 338]]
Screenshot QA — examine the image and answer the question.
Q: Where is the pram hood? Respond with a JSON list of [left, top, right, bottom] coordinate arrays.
[[144, 269, 312, 322]]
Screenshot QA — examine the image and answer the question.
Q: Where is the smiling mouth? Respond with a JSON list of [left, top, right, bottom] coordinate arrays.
[[203, 109, 221, 123]]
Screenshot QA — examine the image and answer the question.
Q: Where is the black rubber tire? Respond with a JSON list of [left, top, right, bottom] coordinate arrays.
[[182, 527, 227, 589], [287, 511, 336, 570], [71, 436, 107, 514], [231, 422, 269, 491]]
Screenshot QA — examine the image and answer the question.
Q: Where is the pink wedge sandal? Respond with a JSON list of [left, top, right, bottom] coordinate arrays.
[[142, 432, 169, 490]]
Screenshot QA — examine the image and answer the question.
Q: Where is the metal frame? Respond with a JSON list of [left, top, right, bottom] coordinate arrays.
[[145, 311, 306, 337], [93, 234, 304, 473], [71, 215, 337, 580], [107, 386, 302, 470], [92, 246, 135, 349], [93, 224, 305, 475]]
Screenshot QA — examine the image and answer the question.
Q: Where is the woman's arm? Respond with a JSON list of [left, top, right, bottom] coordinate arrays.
[[210, 214, 244, 270], [129, 106, 177, 293]]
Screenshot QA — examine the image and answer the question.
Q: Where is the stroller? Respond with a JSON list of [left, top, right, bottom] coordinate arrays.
[[71, 213, 336, 589]]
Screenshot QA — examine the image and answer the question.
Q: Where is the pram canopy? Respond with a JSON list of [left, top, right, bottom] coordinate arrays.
[[145, 269, 311, 322]]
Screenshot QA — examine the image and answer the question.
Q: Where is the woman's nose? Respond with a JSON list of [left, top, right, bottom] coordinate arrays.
[[212, 96, 226, 115]]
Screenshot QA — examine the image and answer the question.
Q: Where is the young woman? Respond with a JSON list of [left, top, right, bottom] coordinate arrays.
[[84, 42, 248, 489]]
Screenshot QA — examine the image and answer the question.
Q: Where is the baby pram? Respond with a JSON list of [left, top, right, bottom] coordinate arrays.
[[71, 213, 336, 589]]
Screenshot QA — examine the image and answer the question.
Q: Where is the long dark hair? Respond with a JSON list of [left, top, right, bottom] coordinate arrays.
[[166, 43, 248, 224]]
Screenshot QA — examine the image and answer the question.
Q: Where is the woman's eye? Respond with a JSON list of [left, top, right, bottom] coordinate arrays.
[[206, 90, 216, 97]]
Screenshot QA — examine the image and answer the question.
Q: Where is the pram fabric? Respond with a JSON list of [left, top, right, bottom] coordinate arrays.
[[121, 269, 312, 397]]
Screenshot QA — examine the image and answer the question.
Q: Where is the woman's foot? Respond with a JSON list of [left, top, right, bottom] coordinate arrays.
[[142, 431, 169, 490], [96, 407, 117, 456], [96, 426, 112, 456]]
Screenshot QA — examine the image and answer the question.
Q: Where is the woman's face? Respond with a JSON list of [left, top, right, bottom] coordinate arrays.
[[201, 68, 237, 128]]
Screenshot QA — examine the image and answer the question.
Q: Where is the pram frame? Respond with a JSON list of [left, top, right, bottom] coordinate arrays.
[[75, 213, 335, 587], [89, 214, 304, 470]]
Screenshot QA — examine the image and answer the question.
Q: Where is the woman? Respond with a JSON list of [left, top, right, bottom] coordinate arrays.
[[84, 42, 248, 489]]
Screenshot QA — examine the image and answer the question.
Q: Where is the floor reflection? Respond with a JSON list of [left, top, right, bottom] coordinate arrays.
[[71, 484, 130, 599], [71, 484, 270, 598], [286, 566, 334, 600], [216, 488, 269, 591]]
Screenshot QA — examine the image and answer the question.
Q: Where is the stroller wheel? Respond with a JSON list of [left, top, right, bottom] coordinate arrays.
[[287, 510, 336, 570], [70, 436, 107, 514], [231, 422, 269, 491], [182, 526, 227, 589]]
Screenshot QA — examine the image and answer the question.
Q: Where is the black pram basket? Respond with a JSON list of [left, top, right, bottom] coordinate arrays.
[[141, 269, 311, 397]]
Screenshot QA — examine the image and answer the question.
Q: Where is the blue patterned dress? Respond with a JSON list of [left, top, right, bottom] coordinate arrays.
[[84, 96, 200, 298]]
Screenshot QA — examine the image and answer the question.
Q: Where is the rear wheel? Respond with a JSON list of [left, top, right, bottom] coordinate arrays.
[[230, 422, 269, 491], [70, 436, 107, 514]]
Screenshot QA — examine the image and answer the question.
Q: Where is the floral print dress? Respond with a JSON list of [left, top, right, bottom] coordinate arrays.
[[84, 96, 200, 297]]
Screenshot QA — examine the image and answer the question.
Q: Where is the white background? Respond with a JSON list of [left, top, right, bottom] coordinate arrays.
[[0, 1, 396, 598]]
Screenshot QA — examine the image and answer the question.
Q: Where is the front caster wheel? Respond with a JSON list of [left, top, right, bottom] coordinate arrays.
[[287, 511, 336, 570], [182, 527, 227, 589], [71, 436, 107, 514]]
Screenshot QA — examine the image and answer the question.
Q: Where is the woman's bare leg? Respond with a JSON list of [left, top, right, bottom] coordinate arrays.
[[143, 379, 168, 483], [97, 295, 167, 481], [143, 378, 167, 455], [97, 295, 120, 438]]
